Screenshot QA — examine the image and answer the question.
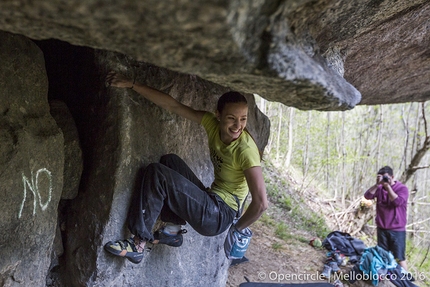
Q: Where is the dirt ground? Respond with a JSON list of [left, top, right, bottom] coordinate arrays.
[[225, 162, 423, 287], [224, 214, 391, 287], [224, 164, 343, 287], [225, 218, 330, 287], [224, 202, 419, 287]]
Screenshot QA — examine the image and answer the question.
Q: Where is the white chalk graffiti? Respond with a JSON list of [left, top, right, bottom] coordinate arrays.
[[18, 168, 53, 219]]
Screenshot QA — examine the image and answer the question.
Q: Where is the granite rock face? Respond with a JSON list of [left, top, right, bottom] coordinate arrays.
[[0, 0, 428, 110], [61, 52, 269, 287], [0, 31, 64, 287], [0, 32, 270, 286]]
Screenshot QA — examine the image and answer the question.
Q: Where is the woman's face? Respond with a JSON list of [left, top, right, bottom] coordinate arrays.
[[216, 102, 248, 145]]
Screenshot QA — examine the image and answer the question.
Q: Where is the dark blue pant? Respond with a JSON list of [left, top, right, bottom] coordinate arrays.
[[127, 154, 236, 241], [377, 228, 406, 261]]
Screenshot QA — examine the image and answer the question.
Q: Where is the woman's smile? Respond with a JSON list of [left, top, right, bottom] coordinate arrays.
[[217, 102, 248, 145]]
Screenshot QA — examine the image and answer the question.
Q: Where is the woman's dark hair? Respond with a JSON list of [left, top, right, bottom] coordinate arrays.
[[217, 91, 248, 113], [378, 166, 393, 176]]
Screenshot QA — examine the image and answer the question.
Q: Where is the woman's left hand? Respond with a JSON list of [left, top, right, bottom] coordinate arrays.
[[105, 71, 133, 88]]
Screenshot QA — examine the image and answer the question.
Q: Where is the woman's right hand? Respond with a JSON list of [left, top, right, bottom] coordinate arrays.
[[105, 71, 133, 88]]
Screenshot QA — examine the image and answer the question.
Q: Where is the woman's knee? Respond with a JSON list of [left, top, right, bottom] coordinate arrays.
[[143, 162, 164, 177], [159, 153, 180, 165], [194, 221, 230, 237], [196, 227, 222, 237], [160, 154, 187, 169]]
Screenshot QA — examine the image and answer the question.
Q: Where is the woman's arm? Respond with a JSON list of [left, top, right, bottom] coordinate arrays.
[[106, 71, 205, 124], [234, 166, 268, 230]]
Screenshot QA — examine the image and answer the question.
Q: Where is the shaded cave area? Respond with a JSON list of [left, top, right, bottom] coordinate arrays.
[[34, 39, 104, 165], [33, 39, 105, 285]]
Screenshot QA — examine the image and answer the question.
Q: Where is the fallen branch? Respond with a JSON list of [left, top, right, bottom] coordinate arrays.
[[405, 217, 430, 227], [328, 201, 341, 230], [366, 225, 430, 233]]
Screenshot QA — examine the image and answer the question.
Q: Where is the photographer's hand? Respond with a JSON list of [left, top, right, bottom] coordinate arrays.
[[382, 180, 390, 189], [376, 175, 383, 185], [366, 176, 380, 195], [385, 183, 398, 201]]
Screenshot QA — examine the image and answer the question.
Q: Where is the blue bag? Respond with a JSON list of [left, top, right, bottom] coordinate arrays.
[[224, 224, 252, 259]]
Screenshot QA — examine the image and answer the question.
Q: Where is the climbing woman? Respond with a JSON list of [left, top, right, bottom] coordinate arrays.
[[104, 71, 267, 264]]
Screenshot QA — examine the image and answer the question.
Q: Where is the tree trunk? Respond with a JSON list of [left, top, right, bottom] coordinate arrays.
[[326, 112, 330, 192], [399, 104, 411, 174], [376, 105, 383, 171], [303, 112, 311, 177], [341, 112, 345, 207], [353, 106, 375, 199], [265, 101, 274, 154], [259, 96, 266, 114], [275, 104, 283, 162], [410, 181, 417, 242], [284, 107, 294, 168]]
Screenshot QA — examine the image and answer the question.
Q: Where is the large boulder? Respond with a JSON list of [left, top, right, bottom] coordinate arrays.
[[0, 31, 64, 287], [49, 100, 83, 200], [0, 33, 270, 286], [0, 38, 268, 287]]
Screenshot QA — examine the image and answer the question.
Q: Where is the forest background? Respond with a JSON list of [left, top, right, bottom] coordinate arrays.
[[256, 95, 430, 275]]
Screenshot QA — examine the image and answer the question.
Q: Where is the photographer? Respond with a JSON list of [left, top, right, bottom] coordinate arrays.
[[364, 166, 409, 271]]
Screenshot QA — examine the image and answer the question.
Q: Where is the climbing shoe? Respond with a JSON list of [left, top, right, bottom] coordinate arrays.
[[150, 228, 187, 247], [321, 264, 332, 279], [104, 237, 144, 264]]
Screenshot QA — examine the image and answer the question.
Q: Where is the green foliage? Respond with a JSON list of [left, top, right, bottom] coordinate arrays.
[[280, 196, 292, 211], [406, 240, 430, 282], [262, 161, 330, 239], [267, 185, 281, 198], [303, 213, 331, 239], [275, 222, 292, 240], [272, 242, 283, 250], [287, 204, 330, 239], [258, 212, 275, 227], [296, 236, 310, 244]]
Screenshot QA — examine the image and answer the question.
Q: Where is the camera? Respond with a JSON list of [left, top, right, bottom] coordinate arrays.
[[382, 175, 390, 183]]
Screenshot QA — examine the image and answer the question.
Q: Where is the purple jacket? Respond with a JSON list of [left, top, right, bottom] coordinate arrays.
[[364, 181, 408, 231]]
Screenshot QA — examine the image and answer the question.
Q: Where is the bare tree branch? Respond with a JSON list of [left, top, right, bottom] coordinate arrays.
[[400, 103, 430, 183], [408, 165, 430, 172], [420, 245, 430, 268]]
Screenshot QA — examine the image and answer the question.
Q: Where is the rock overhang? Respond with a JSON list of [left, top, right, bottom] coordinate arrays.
[[0, 0, 428, 109]]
